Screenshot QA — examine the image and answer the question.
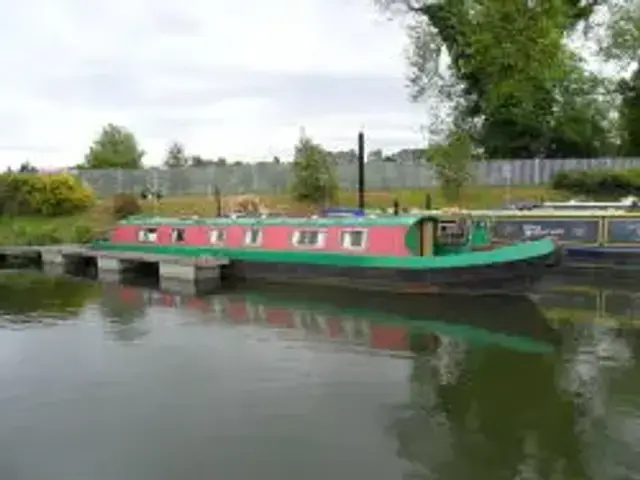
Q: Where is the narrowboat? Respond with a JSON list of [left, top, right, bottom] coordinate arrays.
[[91, 210, 562, 294], [485, 209, 640, 269]]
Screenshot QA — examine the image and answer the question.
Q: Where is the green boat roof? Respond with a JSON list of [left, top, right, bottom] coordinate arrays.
[[119, 214, 424, 228]]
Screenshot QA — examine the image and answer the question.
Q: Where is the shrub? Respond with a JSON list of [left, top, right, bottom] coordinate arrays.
[[0, 173, 95, 216], [70, 223, 99, 243], [112, 193, 142, 220], [550, 169, 640, 198], [8, 224, 65, 245]]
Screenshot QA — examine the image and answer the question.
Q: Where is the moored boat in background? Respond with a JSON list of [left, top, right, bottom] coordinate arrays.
[[484, 208, 640, 269]]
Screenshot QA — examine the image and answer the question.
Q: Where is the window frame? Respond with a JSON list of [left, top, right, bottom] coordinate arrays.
[[437, 220, 468, 244], [137, 227, 158, 243], [339, 228, 368, 250], [171, 228, 186, 243], [243, 227, 263, 247], [209, 228, 227, 245], [291, 228, 328, 249]]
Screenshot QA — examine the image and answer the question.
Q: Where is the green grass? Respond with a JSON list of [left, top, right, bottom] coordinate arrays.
[[0, 185, 556, 246]]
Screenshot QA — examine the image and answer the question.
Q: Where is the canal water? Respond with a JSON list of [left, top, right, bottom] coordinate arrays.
[[0, 271, 639, 480]]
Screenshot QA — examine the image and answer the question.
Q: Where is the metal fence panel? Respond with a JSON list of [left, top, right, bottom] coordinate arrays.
[[73, 158, 640, 197]]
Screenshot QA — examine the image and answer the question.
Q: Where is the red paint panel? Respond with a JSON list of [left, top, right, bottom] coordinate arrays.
[[328, 226, 410, 256], [186, 226, 211, 246], [260, 226, 291, 250], [225, 226, 245, 248], [370, 325, 408, 351], [109, 222, 411, 257], [152, 226, 172, 245], [111, 226, 138, 243], [366, 226, 410, 256]]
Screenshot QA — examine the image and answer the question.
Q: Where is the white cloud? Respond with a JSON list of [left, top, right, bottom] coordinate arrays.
[[0, 0, 427, 168]]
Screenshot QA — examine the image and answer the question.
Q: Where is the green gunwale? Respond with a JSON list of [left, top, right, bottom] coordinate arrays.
[[92, 237, 557, 269]]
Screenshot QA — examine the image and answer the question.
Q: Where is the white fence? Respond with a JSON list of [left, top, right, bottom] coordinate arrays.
[[75, 158, 640, 197]]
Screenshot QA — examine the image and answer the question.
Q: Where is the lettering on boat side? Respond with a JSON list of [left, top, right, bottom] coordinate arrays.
[[606, 219, 640, 243], [493, 219, 599, 242]]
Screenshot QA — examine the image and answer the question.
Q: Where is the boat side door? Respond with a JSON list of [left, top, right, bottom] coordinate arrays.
[[420, 220, 434, 256]]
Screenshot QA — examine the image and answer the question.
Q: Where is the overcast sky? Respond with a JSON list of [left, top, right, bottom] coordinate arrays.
[[0, 0, 428, 168]]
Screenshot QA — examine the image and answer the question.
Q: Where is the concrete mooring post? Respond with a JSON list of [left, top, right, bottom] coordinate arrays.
[[41, 251, 67, 276]]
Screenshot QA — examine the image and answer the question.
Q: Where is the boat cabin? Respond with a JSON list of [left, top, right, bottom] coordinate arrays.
[[99, 211, 494, 258]]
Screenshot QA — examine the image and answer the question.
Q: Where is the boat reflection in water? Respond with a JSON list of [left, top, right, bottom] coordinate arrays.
[[102, 280, 558, 356], [535, 273, 640, 327]]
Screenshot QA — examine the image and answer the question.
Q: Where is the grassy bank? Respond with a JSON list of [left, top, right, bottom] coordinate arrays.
[[0, 185, 558, 246]]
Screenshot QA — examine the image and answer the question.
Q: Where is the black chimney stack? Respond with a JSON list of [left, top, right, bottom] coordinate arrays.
[[357, 131, 365, 211]]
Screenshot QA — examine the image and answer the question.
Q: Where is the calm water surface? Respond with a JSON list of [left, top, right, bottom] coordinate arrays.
[[0, 271, 639, 480]]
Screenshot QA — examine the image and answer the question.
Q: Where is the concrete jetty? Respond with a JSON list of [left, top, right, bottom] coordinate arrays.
[[0, 245, 230, 293]]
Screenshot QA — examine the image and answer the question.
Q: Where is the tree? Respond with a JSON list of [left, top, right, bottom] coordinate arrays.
[[189, 155, 216, 167], [376, 0, 607, 158], [290, 134, 338, 205], [601, 0, 640, 156], [427, 130, 474, 204], [18, 161, 37, 173], [163, 141, 189, 169], [80, 124, 145, 169], [618, 70, 640, 156]]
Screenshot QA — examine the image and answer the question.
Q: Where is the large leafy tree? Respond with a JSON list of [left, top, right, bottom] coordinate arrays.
[[377, 0, 610, 158], [80, 124, 145, 169], [601, 0, 640, 156]]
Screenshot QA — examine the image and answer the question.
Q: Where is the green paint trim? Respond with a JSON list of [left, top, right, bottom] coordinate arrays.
[[92, 237, 556, 270], [121, 215, 421, 228], [404, 223, 421, 256]]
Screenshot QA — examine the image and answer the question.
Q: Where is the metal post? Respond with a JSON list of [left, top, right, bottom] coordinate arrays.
[[425, 193, 432, 210], [214, 186, 222, 217], [357, 131, 365, 211], [117, 168, 123, 194], [153, 169, 159, 214]]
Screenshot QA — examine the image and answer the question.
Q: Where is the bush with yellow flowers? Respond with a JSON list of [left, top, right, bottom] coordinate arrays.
[[0, 172, 95, 216]]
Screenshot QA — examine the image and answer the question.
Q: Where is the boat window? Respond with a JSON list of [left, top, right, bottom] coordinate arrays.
[[171, 228, 186, 243], [209, 228, 226, 245], [244, 228, 263, 246], [292, 229, 327, 248], [340, 229, 367, 250], [138, 228, 158, 243], [437, 220, 468, 244]]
